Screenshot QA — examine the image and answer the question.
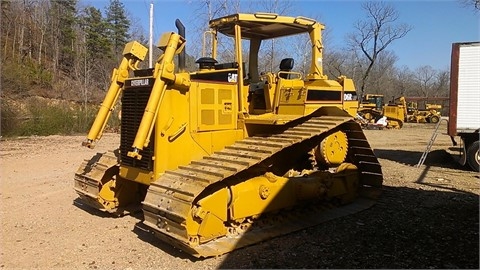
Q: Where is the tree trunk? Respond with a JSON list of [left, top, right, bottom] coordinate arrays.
[[38, 30, 44, 64], [359, 59, 375, 104], [12, 16, 17, 59], [18, 7, 25, 62]]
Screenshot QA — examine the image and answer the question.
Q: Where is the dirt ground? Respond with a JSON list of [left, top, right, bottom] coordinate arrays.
[[1, 121, 478, 269]]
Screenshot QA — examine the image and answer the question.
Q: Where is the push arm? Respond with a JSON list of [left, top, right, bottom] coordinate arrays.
[[82, 41, 147, 148], [128, 32, 190, 159]]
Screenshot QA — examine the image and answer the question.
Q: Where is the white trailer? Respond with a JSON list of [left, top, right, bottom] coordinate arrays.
[[448, 42, 480, 171]]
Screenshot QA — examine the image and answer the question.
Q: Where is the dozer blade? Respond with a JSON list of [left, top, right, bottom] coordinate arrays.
[[141, 115, 382, 258]]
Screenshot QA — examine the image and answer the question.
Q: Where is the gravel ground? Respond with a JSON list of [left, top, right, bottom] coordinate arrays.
[[0, 121, 478, 269]]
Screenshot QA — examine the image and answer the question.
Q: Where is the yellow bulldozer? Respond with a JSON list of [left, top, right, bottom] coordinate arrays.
[[406, 101, 442, 123], [356, 94, 406, 129], [74, 13, 382, 258]]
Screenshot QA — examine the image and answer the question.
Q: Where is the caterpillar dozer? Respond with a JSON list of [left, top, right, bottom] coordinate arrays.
[[356, 94, 406, 129], [74, 13, 383, 258]]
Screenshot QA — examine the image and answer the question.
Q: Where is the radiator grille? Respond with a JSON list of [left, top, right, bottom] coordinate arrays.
[[120, 85, 154, 171]]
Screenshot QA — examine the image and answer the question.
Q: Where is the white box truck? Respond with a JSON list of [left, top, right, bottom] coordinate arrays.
[[448, 42, 480, 171]]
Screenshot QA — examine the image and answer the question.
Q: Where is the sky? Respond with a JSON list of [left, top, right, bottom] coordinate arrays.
[[86, 0, 480, 71]]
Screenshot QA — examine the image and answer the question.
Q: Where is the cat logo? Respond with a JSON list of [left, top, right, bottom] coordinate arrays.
[[223, 101, 232, 113]]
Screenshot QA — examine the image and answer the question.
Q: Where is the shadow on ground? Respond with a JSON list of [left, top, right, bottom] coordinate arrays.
[[132, 222, 199, 261], [72, 198, 197, 260], [72, 198, 143, 218], [374, 148, 468, 170], [215, 185, 479, 269], [72, 198, 115, 218]]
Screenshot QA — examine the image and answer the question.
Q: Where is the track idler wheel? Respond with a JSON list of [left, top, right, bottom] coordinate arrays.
[[314, 130, 348, 167]]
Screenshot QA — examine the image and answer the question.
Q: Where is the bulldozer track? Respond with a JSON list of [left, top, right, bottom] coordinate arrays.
[[142, 115, 382, 257], [74, 151, 119, 211]]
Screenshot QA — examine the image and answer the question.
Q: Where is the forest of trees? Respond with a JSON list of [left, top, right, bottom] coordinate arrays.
[[0, 0, 476, 136], [1, 0, 137, 102]]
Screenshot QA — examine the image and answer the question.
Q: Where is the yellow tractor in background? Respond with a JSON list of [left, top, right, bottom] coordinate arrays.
[[356, 94, 406, 129], [406, 101, 442, 123], [74, 13, 382, 258]]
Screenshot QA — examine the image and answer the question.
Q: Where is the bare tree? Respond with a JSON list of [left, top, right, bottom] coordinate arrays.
[[368, 50, 398, 98], [458, 0, 480, 11], [187, 0, 241, 61], [413, 65, 436, 97], [33, 0, 50, 65], [347, 1, 412, 101], [324, 49, 350, 79], [432, 69, 450, 97]]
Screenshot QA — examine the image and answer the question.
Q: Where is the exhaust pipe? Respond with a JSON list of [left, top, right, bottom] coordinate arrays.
[[175, 19, 186, 71]]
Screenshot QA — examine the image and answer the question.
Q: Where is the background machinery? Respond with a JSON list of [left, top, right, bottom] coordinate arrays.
[[356, 94, 406, 129], [405, 101, 442, 123], [74, 13, 383, 257]]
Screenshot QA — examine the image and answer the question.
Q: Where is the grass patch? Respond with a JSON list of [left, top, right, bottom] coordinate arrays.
[[1, 98, 120, 137]]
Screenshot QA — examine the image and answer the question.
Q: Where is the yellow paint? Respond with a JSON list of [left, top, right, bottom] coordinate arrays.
[[119, 166, 153, 185], [76, 13, 380, 256], [316, 130, 348, 166], [129, 33, 188, 159]]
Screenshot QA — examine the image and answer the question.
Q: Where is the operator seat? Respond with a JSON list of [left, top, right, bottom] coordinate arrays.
[[279, 58, 294, 79]]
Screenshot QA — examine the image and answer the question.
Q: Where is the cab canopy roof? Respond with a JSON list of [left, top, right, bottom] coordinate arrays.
[[209, 13, 323, 40]]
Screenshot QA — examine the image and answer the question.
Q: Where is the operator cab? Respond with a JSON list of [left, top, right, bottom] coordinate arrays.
[[248, 57, 297, 112]]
